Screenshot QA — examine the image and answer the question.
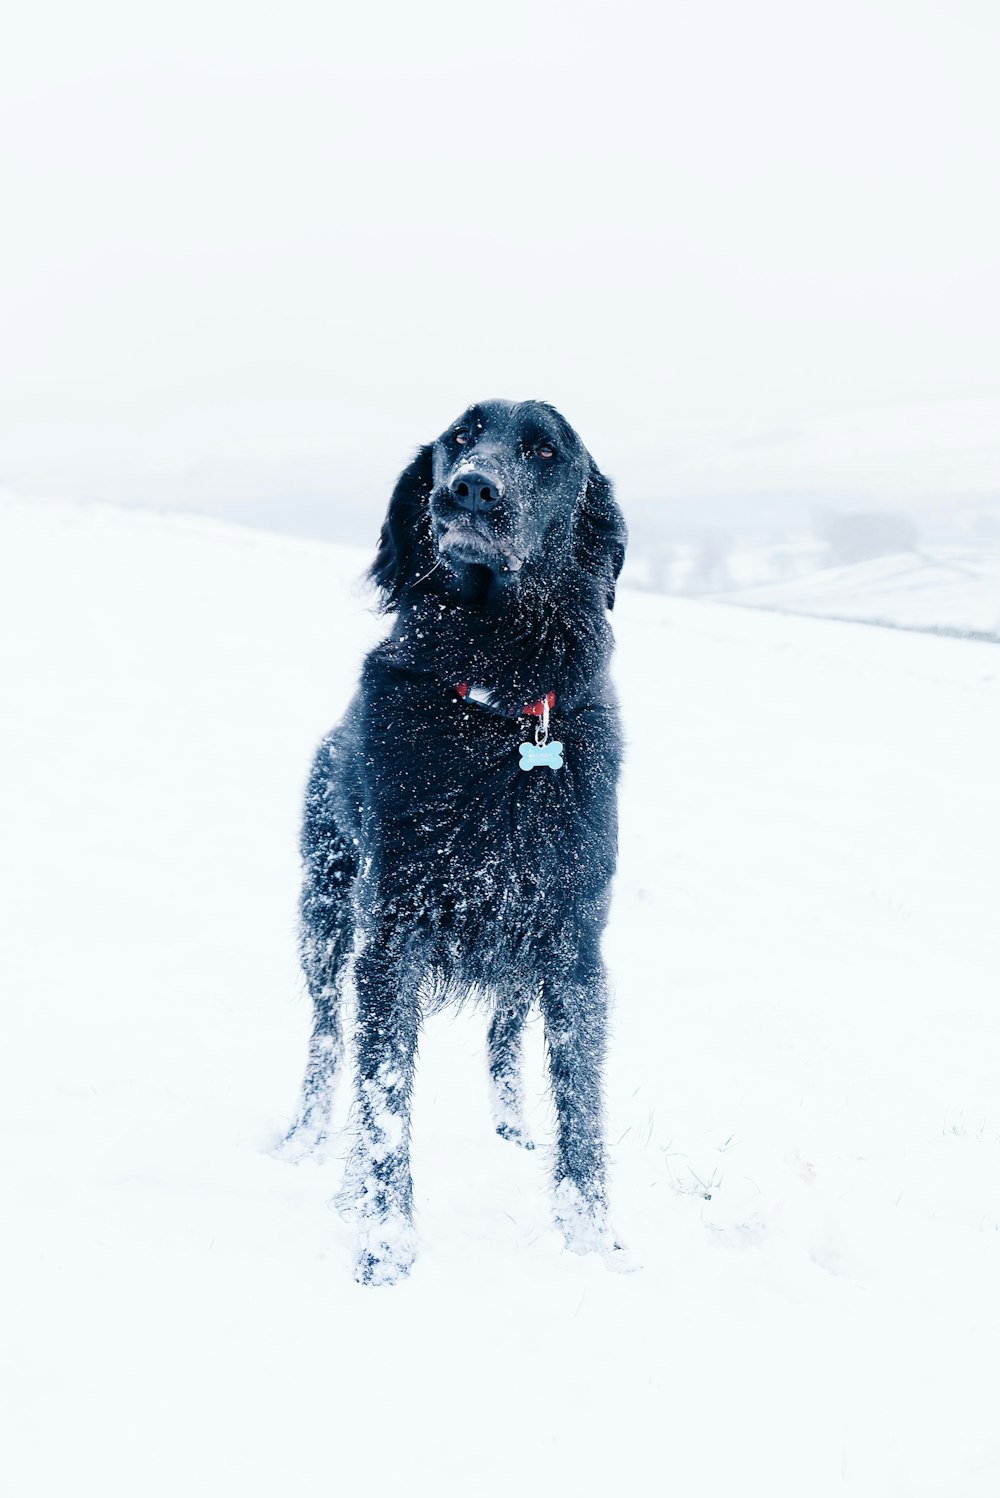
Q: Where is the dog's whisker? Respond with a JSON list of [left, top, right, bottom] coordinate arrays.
[[411, 556, 444, 587]]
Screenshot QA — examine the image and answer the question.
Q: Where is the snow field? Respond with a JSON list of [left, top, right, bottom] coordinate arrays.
[[2, 493, 999, 1497], [718, 546, 1000, 639]]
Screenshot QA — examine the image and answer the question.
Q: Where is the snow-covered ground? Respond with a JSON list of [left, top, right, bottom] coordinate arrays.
[[3, 492, 999, 1497], [717, 547, 1000, 640]]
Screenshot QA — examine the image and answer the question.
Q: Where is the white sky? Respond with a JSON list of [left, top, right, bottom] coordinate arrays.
[[1, 0, 998, 513]]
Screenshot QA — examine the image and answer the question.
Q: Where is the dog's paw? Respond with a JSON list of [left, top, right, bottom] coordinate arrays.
[[272, 1112, 331, 1164], [495, 1121, 536, 1150], [600, 1240, 641, 1274], [553, 1178, 635, 1267], [354, 1215, 418, 1287], [553, 1178, 606, 1253]]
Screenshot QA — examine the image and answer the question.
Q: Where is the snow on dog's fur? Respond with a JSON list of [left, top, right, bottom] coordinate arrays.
[[280, 399, 627, 1284]]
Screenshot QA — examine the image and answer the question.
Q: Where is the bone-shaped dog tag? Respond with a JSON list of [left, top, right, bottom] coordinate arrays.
[[519, 740, 564, 771]]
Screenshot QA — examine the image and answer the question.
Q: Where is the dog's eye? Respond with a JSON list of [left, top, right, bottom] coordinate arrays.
[[454, 430, 468, 445], [536, 445, 555, 459]]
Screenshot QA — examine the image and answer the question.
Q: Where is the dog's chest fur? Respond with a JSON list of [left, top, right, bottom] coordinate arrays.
[[345, 596, 621, 974]]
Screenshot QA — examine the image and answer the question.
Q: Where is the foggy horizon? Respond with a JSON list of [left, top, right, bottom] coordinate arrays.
[[2, 0, 999, 552]]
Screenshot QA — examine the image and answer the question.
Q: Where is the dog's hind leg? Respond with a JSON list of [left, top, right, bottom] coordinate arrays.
[[487, 992, 537, 1149], [278, 739, 358, 1162]]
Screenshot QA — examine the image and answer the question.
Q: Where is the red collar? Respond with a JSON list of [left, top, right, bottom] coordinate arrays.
[[455, 683, 555, 719]]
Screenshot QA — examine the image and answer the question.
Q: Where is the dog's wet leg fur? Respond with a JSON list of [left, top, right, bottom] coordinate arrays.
[[278, 739, 357, 1161], [277, 988, 344, 1163], [340, 930, 421, 1286], [541, 940, 621, 1256], [487, 992, 537, 1149]]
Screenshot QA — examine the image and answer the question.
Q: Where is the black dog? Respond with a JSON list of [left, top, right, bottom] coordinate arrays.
[[280, 399, 627, 1284]]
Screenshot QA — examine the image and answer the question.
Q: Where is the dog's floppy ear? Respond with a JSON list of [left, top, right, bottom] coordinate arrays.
[[368, 444, 435, 611], [575, 458, 627, 610]]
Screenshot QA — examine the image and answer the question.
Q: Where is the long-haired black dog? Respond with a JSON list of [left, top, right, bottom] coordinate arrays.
[[280, 399, 627, 1284]]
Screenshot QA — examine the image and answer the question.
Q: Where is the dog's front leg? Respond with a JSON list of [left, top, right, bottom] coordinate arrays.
[[340, 933, 421, 1286], [541, 953, 620, 1257]]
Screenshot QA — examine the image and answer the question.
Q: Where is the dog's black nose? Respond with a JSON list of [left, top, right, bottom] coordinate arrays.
[[450, 472, 503, 511]]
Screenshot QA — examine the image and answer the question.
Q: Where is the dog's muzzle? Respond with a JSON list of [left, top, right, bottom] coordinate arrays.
[[433, 474, 524, 573]]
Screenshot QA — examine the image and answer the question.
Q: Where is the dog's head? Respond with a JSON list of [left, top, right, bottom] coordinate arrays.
[[369, 400, 626, 611]]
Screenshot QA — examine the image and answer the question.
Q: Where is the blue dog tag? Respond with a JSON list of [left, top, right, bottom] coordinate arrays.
[[519, 740, 564, 771]]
